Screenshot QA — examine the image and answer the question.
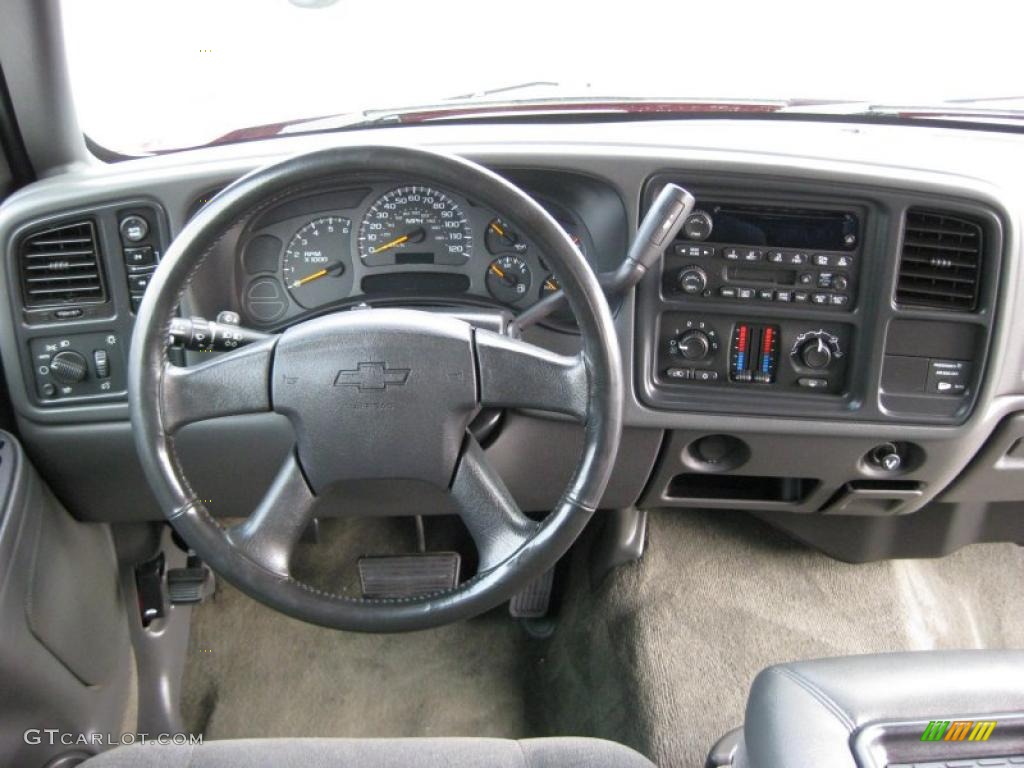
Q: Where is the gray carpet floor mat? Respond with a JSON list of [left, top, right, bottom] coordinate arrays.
[[539, 509, 1024, 767], [179, 510, 1024, 767]]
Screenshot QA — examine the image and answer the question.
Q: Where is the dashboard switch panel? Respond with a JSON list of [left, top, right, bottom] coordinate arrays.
[[30, 331, 125, 404]]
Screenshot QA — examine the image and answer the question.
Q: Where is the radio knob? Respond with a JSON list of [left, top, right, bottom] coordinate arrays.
[[50, 350, 88, 384], [677, 265, 708, 295], [682, 210, 713, 241], [678, 330, 712, 361], [799, 337, 834, 370]]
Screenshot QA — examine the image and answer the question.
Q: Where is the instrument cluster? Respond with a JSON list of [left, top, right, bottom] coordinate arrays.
[[235, 183, 592, 327]]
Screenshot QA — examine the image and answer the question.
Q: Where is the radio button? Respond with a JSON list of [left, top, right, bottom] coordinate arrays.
[[767, 251, 785, 263], [722, 247, 740, 261], [743, 249, 764, 262], [817, 272, 834, 288], [675, 244, 716, 258], [789, 253, 808, 265], [812, 292, 830, 305], [833, 274, 849, 291], [835, 255, 854, 268], [798, 273, 815, 286], [793, 291, 810, 303], [830, 294, 850, 307], [736, 288, 754, 300], [757, 289, 774, 301], [678, 265, 708, 295], [682, 211, 714, 241], [775, 291, 792, 303], [813, 254, 830, 266], [719, 287, 737, 299]]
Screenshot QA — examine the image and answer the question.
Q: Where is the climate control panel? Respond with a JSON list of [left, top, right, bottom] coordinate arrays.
[[658, 312, 851, 395]]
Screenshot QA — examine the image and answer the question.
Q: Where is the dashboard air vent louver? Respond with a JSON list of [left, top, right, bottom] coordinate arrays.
[[19, 220, 106, 307], [896, 209, 982, 311]]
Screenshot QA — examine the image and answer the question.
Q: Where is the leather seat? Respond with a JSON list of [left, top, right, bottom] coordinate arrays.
[[82, 736, 655, 767], [708, 650, 1024, 768]]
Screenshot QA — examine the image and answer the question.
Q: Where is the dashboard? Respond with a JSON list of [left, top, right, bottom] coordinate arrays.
[[1, 119, 1023, 563]]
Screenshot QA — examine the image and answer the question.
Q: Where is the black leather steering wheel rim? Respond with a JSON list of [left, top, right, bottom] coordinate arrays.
[[128, 145, 623, 632]]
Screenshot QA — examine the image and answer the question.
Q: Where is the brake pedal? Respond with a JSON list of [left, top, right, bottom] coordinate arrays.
[[358, 553, 460, 599], [167, 559, 213, 604]]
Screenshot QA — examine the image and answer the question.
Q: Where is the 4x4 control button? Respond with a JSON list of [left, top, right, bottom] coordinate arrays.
[[124, 246, 158, 267]]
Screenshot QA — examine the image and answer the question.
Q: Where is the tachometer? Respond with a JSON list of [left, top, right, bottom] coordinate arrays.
[[282, 216, 354, 308], [358, 186, 472, 266]]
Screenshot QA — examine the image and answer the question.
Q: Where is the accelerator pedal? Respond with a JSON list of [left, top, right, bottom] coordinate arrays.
[[358, 553, 461, 599], [509, 568, 555, 619]]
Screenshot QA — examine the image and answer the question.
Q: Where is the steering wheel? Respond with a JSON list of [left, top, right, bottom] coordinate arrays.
[[128, 146, 623, 632]]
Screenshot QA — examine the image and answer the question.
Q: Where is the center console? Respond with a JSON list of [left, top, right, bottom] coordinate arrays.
[[658, 200, 860, 395], [643, 177, 865, 412], [636, 173, 1000, 425]]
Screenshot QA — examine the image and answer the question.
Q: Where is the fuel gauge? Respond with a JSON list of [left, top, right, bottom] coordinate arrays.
[[486, 255, 532, 304]]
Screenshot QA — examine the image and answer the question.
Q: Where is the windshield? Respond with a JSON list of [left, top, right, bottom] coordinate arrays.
[[62, 0, 1023, 155]]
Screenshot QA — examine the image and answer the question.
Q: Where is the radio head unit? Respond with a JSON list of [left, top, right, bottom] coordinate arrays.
[[665, 202, 861, 310], [686, 203, 859, 252]]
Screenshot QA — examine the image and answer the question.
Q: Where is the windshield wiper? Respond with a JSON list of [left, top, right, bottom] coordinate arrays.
[[445, 81, 561, 101]]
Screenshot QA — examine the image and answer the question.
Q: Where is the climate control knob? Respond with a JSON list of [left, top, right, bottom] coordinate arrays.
[[677, 265, 708, 295], [49, 350, 88, 384], [677, 330, 712, 361], [798, 337, 834, 369]]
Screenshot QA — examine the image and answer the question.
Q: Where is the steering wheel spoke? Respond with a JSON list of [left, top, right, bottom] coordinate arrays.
[[451, 437, 539, 573], [226, 452, 316, 576], [161, 337, 276, 433], [474, 329, 587, 421]]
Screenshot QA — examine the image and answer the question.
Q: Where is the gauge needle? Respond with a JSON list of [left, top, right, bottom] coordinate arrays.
[[544, 278, 558, 290], [490, 263, 519, 285], [490, 221, 508, 239], [369, 227, 425, 254], [290, 261, 345, 288]]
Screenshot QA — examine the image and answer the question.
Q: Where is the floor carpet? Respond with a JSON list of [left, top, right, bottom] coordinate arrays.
[[539, 509, 1024, 767], [179, 510, 1024, 767]]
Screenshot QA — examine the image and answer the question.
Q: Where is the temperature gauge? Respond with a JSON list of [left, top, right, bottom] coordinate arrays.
[[485, 218, 528, 255]]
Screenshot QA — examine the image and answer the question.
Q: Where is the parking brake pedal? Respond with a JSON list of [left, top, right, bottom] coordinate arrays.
[[358, 553, 461, 599], [167, 557, 212, 604]]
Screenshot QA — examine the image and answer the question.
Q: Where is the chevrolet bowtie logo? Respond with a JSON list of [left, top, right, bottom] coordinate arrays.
[[334, 362, 410, 391]]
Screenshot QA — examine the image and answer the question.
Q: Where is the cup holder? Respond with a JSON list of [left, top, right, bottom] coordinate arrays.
[[683, 434, 750, 473]]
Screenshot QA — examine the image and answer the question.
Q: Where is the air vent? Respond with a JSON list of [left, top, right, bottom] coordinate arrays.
[[896, 209, 982, 311], [18, 221, 106, 307]]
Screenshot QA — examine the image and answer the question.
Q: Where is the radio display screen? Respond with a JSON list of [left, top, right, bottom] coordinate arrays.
[[707, 205, 858, 251]]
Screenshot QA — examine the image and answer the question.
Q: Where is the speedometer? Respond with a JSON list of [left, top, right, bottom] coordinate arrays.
[[358, 186, 472, 266]]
